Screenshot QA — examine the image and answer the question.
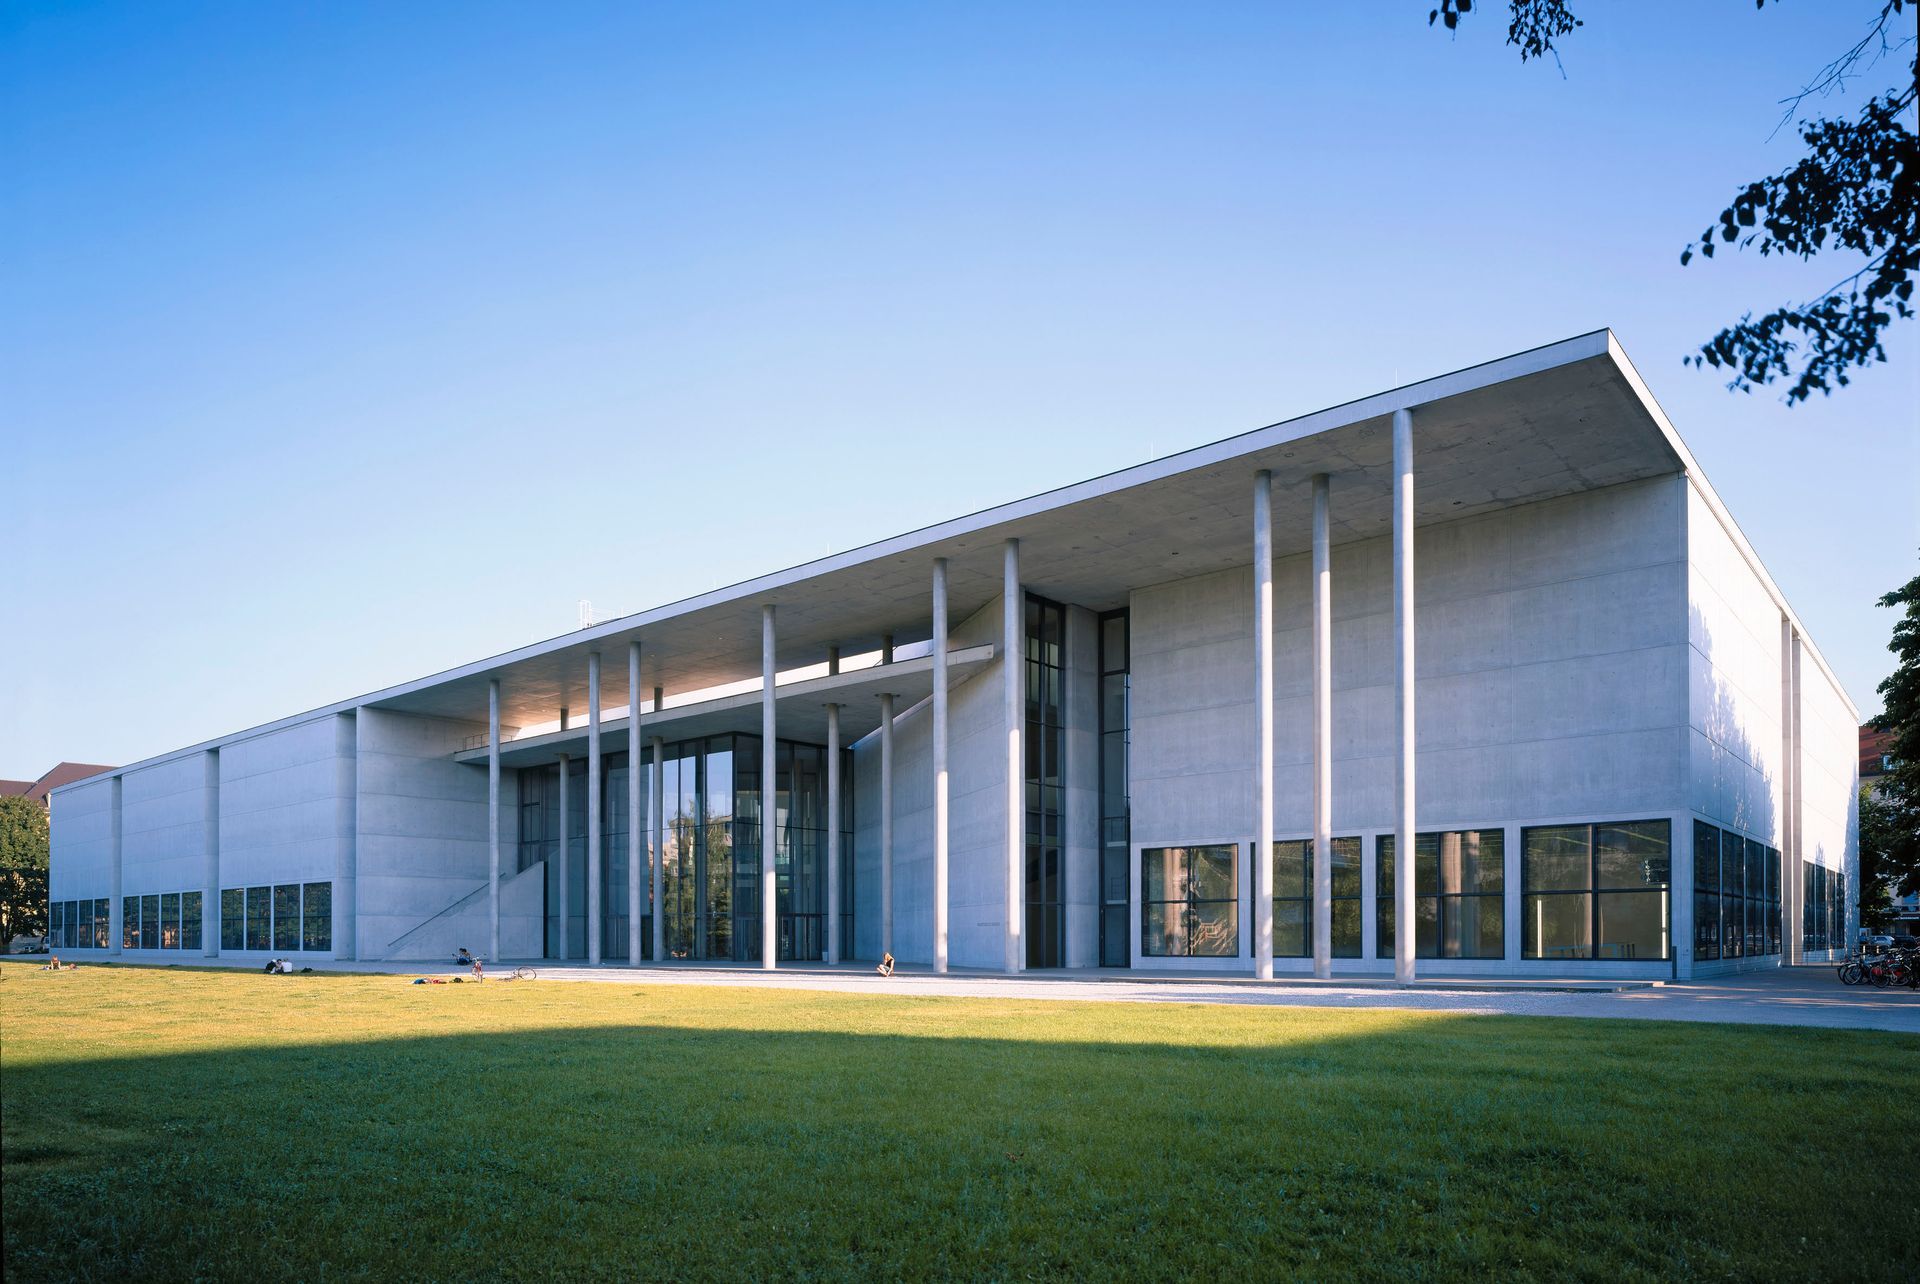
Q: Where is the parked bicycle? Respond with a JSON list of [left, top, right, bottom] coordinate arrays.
[[1839, 946, 1917, 988]]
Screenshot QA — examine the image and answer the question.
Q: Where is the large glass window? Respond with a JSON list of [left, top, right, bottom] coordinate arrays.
[[1025, 595, 1065, 969], [1142, 845, 1239, 957], [1098, 610, 1130, 968], [123, 895, 139, 948], [245, 886, 271, 951], [302, 882, 331, 951], [222, 888, 244, 951], [1522, 821, 1670, 961], [1692, 821, 1721, 962], [78, 899, 94, 949], [51, 901, 65, 948], [1375, 830, 1505, 959], [521, 732, 843, 965], [1723, 830, 1747, 959], [182, 891, 202, 952], [93, 898, 109, 948], [141, 893, 160, 950], [161, 892, 181, 949], [272, 884, 300, 951], [1271, 836, 1363, 958], [1765, 847, 1781, 954]]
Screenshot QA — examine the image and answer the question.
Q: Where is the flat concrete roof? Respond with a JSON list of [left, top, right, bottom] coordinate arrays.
[[56, 328, 1858, 792]]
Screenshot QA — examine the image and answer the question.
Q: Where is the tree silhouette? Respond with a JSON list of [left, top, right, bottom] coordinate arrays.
[[1433, 1, 1916, 404]]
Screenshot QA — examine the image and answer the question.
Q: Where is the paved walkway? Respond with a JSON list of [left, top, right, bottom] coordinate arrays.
[[206, 957, 1920, 1034]]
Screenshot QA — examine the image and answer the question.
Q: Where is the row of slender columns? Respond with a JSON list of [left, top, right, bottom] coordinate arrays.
[[480, 535, 1026, 973], [1251, 412, 1416, 983]]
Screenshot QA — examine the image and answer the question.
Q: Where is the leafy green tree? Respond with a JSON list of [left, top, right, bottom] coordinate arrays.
[[0, 795, 51, 949], [1858, 785, 1899, 931], [1865, 563, 1920, 916], [1431, 1, 1916, 404]]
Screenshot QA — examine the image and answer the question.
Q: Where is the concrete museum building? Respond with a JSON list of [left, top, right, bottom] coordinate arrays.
[[48, 331, 1860, 981]]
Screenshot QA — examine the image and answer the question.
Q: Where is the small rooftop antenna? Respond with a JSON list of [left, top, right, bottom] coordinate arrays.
[[578, 599, 595, 631]]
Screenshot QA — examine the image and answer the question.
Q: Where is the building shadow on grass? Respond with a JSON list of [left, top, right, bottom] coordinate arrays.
[[3, 999, 1912, 1283]]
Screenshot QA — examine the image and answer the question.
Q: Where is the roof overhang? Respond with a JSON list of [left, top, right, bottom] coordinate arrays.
[[450, 644, 992, 766], [57, 327, 1859, 791]]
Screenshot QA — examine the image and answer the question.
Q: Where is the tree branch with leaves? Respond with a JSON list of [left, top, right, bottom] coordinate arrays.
[[1433, 0, 1917, 404]]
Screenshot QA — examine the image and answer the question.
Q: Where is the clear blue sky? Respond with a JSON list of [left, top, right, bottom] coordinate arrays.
[[3, 1, 1915, 778]]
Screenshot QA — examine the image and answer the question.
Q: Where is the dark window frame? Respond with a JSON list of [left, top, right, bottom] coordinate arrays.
[[1373, 829, 1506, 960], [1141, 844, 1242, 958], [1521, 819, 1672, 962]]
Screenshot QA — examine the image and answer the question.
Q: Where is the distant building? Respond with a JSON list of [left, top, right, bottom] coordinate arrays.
[[1861, 723, 1915, 938], [1860, 725, 1895, 784], [1, 763, 117, 810]]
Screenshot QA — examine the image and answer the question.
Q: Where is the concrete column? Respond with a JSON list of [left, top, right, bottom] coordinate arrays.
[[826, 701, 842, 965], [880, 691, 895, 958], [1392, 407, 1417, 985], [761, 605, 778, 970], [488, 677, 501, 963], [827, 645, 841, 677], [1253, 471, 1275, 981], [882, 634, 895, 665], [628, 641, 644, 967], [335, 712, 358, 961], [110, 775, 122, 954], [1781, 629, 1797, 959], [1003, 538, 1023, 973], [650, 731, 666, 963], [203, 750, 220, 957], [933, 558, 951, 974], [557, 752, 571, 961], [587, 652, 603, 966], [1312, 472, 1333, 980]]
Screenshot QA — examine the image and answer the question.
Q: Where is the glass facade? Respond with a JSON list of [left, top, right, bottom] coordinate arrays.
[[46, 898, 110, 949], [302, 882, 332, 951], [1692, 821, 1780, 963], [1025, 595, 1065, 969], [1098, 610, 1130, 967], [222, 888, 244, 951], [1141, 845, 1239, 957], [517, 735, 849, 964], [105, 890, 204, 951], [1522, 820, 1670, 961], [1803, 863, 1846, 952], [1375, 830, 1505, 959], [1271, 837, 1363, 958]]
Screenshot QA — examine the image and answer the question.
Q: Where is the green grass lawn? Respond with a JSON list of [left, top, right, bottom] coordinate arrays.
[[2, 963, 1914, 1281]]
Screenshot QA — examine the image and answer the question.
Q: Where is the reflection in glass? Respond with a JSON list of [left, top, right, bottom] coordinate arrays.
[[1522, 821, 1670, 961], [1375, 830, 1505, 960], [182, 890, 202, 952], [1142, 845, 1239, 958]]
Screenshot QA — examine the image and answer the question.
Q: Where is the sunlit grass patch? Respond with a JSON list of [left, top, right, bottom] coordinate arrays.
[[2, 963, 1912, 1281]]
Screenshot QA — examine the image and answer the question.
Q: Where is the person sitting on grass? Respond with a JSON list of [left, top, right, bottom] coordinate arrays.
[[876, 952, 895, 978], [455, 946, 475, 968], [42, 955, 66, 971]]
